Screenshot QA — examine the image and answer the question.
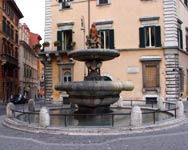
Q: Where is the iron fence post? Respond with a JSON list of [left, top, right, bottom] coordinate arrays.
[[65, 115, 67, 127], [28, 113, 31, 124], [153, 112, 156, 124], [22, 103, 25, 112], [112, 114, 114, 127]]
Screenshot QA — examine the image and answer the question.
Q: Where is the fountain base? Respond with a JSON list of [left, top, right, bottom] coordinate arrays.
[[75, 105, 112, 114]]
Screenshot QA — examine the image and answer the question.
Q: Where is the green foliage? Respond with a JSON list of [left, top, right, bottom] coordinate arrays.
[[33, 43, 42, 50], [53, 40, 61, 46], [42, 41, 50, 47]]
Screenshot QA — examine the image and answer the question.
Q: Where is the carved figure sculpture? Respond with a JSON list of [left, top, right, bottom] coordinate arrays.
[[86, 23, 101, 48]]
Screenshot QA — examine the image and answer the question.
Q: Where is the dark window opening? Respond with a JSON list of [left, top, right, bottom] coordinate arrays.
[[178, 28, 183, 49], [59, 0, 72, 9], [57, 30, 73, 51], [139, 26, 161, 48], [99, 0, 109, 5], [63, 71, 72, 83], [99, 29, 114, 49], [146, 97, 157, 104]]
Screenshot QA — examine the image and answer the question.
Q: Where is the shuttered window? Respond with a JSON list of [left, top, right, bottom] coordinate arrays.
[[178, 28, 183, 49], [97, 0, 110, 5], [57, 30, 73, 51], [58, 0, 72, 9], [139, 26, 161, 48], [99, 29, 114, 49], [186, 29, 188, 51]]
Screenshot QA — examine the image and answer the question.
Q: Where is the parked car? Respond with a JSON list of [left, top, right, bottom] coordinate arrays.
[[10, 94, 28, 104]]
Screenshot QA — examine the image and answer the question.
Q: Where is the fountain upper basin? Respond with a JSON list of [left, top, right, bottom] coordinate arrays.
[[68, 49, 120, 61], [55, 81, 133, 91]]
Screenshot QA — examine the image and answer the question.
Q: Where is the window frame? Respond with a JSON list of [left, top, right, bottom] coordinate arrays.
[[98, 29, 114, 49], [57, 30, 73, 51], [59, 63, 74, 84], [97, 0, 111, 5], [139, 26, 161, 48], [3, 0, 6, 10], [177, 28, 183, 49], [186, 28, 188, 51], [177, 20, 183, 50], [58, 0, 72, 9], [184, 0, 188, 7], [63, 71, 72, 82]]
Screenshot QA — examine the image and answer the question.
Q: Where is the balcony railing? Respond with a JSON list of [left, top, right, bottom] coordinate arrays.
[[1, 54, 18, 65]]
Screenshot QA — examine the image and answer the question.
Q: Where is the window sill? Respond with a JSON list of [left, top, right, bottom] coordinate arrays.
[[143, 87, 160, 93]]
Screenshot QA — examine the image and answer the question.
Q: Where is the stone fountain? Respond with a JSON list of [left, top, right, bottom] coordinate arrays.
[[55, 23, 134, 114]]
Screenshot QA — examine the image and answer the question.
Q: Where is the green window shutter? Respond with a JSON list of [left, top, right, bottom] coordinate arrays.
[[69, 30, 73, 43], [186, 35, 188, 51], [155, 26, 161, 47], [57, 31, 62, 51], [66, 30, 73, 50], [139, 27, 145, 48], [109, 29, 114, 49], [180, 29, 183, 49], [178, 28, 183, 49]]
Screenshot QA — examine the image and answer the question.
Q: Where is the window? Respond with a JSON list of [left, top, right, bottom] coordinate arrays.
[[7, 22, 10, 37], [99, 29, 114, 49], [177, 28, 183, 49], [60, 64, 74, 83], [3, 0, 6, 10], [15, 15, 19, 25], [2, 41, 6, 54], [2, 17, 6, 33], [97, 0, 110, 5], [186, 28, 188, 51], [139, 26, 161, 48], [10, 26, 14, 40], [58, 0, 72, 9], [142, 61, 160, 91], [179, 68, 184, 93], [185, 0, 188, 7], [15, 31, 18, 44], [57, 30, 73, 51], [63, 71, 72, 82]]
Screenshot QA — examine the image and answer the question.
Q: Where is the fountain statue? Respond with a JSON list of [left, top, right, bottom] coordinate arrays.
[[55, 23, 134, 114]]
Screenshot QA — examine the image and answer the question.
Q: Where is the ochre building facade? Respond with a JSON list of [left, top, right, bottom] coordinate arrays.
[[41, 0, 188, 102]]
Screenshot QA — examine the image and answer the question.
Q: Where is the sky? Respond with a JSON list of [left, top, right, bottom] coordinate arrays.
[[15, 0, 45, 42]]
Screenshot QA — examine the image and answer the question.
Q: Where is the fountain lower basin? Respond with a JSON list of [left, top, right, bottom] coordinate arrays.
[[55, 80, 133, 113]]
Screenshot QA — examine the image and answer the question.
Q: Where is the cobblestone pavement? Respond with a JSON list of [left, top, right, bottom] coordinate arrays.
[[0, 102, 188, 150]]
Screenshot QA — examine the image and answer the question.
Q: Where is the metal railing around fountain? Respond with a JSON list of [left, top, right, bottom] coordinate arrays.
[[10, 100, 178, 127]]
